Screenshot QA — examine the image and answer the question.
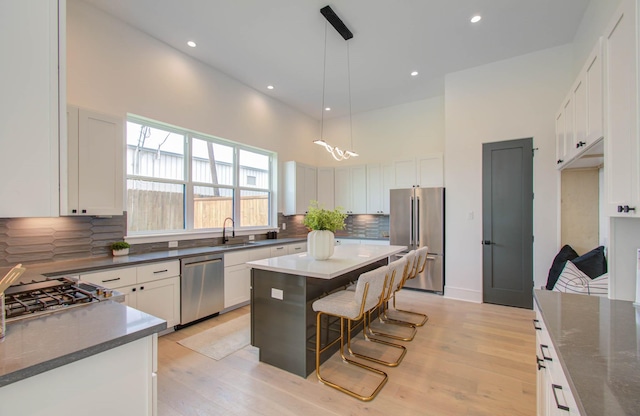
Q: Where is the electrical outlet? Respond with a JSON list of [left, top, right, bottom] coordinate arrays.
[[168, 241, 178, 248], [282, 223, 286, 230], [248, 235, 255, 241]]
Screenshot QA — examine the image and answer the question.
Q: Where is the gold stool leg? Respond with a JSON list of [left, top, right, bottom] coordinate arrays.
[[315, 311, 388, 401], [345, 310, 407, 366], [388, 290, 429, 327]]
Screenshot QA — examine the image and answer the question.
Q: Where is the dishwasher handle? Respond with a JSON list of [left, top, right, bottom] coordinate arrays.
[[181, 256, 223, 267]]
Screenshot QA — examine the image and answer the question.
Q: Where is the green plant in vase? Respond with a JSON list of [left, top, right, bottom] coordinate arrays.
[[110, 241, 131, 257], [303, 201, 347, 260]]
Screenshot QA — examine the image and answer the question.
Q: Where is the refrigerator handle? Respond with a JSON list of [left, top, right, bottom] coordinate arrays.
[[416, 196, 420, 246], [409, 196, 414, 245]]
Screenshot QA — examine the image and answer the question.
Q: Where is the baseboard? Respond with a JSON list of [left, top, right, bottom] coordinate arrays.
[[443, 286, 482, 303]]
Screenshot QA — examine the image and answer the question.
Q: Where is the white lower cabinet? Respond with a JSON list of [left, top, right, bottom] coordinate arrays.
[[534, 305, 581, 416], [80, 261, 181, 328], [224, 264, 251, 308], [0, 335, 157, 416], [224, 250, 251, 309], [224, 242, 307, 309]]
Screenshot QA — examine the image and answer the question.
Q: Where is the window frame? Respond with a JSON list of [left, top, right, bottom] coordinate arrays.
[[125, 115, 277, 240]]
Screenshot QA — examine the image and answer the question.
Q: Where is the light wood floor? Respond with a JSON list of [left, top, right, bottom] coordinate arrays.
[[158, 290, 536, 416]]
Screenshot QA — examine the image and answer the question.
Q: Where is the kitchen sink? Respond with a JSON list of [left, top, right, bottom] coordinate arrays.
[[222, 242, 258, 248]]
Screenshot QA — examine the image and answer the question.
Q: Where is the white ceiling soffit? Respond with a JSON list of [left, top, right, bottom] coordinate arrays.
[[80, 0, 589, 120]]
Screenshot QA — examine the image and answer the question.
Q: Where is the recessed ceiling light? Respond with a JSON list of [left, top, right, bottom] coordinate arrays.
[[325, 107, 331, 111], [411, 71, 419, 77], [470, 15, 482, 23], [187, 41, 197, 48], [267, 85, 274, 90]]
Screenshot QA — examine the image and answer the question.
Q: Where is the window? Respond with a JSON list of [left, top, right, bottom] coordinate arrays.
[[126, 117, 275, 235]]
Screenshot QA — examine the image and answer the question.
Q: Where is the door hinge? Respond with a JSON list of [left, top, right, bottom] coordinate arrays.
[[532, 235, 535, 243]]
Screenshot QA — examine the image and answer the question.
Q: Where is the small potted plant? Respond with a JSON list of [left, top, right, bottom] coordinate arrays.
[[110, 241, 131, 257], [303, 201, 347, 260]]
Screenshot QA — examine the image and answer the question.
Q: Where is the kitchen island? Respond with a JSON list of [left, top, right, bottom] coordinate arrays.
[[248, 244, 406, 377]]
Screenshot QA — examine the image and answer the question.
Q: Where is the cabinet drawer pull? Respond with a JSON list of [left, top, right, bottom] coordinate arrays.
[[102, 277, 121, 283], [540, 344, 553, 361], [551, 384, 570, 411], [275, 247, 284, 250], [153, 269, 168, 274], [536, 356, 546, 370], [533, 319, 542, 331]]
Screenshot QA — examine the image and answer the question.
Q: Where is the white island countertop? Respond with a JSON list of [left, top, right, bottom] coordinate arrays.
[[247, 244, 407, 279]]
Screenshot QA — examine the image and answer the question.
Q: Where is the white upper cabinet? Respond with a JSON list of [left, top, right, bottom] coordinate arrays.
[[316, 167, 335, 210], [556, 38, 605, 170], [366, 163, 392, 214], [62, 106, 124, 216], [334, 165, 366, 214], [283, 161, 317, 215], [585, 39, 604, 144], [0, 0, 64, 217], [604, 0, 639, 217], [392, 154, 444, 189]]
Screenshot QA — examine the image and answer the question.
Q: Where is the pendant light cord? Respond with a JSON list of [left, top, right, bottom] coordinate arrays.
[[320, 22, 328, 141], [347, 41, 353, 153]]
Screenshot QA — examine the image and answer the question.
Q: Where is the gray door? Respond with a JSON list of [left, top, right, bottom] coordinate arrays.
[[482, 138, 533, 309]]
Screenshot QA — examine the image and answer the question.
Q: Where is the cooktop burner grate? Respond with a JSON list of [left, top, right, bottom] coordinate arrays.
[[3, 277, 99, 320]]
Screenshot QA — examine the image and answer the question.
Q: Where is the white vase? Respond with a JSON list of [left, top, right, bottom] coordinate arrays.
[[307, 230, 335, 260], [112, 248, 129, 257]]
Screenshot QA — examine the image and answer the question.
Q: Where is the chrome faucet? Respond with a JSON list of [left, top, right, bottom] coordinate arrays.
[[222, 217, 235, 243]]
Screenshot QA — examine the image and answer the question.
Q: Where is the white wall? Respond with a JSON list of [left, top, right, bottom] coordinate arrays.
[[66, 0, 318, 166], [443, 45, 573, 302], [319, 97, 445, 166]]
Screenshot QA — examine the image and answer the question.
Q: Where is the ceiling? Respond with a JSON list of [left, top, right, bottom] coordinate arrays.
[[81, 0, 590, 120]]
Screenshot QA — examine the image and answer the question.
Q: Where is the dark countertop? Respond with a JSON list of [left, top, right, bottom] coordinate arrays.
[[534, 289, 640, 416], [6, 237, 307, 282], [0, 301, 166, 387]]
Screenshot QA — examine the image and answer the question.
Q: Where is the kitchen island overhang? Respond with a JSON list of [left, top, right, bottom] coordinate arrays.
[[248, 244, 406, 377]]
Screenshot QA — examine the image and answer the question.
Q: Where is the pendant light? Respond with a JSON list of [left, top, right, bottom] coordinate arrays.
[[313, 5, 358, 161]]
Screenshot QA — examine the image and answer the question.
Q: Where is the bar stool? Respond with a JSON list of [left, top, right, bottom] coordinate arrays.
[[347, 265, 407, 367], [367, 255, 418, 342], [312, 266, 389, 401], [389, 246, 429, 326]]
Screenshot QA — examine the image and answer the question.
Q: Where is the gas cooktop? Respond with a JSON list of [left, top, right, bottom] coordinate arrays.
[[3, 277, 115, 322]]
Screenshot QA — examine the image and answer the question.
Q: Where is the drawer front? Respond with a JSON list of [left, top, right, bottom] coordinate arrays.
[[270, 245, 287, 257], [248, 247, 272, 261], [225, 250, 251, 266], [137, 261, 180, 284], [287, 243, 307, 255], [80, 267, 137, 289]]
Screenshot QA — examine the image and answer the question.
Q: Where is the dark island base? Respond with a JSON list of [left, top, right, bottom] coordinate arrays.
[[251, 259, 387, 377]]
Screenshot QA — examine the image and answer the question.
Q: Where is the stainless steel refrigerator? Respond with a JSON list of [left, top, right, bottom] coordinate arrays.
[[390, 187, 444, 293]]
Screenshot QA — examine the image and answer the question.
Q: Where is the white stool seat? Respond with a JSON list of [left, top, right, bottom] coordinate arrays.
[[313, 290, 361, 320]]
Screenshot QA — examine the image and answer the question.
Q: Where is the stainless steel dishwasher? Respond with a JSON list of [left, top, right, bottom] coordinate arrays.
[[180, 254, 224, 326]]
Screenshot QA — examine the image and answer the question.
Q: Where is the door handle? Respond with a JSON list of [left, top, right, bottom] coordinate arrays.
[[481, 240, 494, 245], [416, 196, 420, 246], [409, 197, 414, 245]]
